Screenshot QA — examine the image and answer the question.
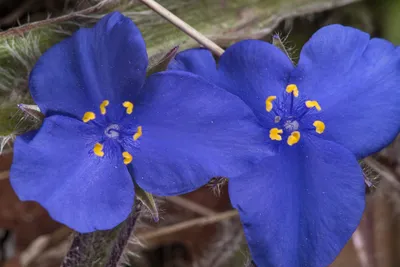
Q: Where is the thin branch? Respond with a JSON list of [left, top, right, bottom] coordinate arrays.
[[352, 221, 375, 267], [167, 196, 216, 216], [0, 170, 9, 180], [137, 209, 238, 241], [21, 227, 71, 266], [138, 0, 225, 56]]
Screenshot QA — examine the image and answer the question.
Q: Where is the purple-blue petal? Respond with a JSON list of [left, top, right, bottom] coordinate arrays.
[[30, 12, 148, 119], [168, 48, 218, 82], [229, 136, 365, 267], [218, 40, 294, 125], [10, 115, 134, 233], [290, 24, 400, 158], [130, 71, 271, 196]]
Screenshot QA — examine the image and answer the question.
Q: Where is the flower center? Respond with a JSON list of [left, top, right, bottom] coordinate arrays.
[[105, 124, 120, 138], [283, 119, 299, 132], [265, 84, 325, 146], [81, 100, 143, 164]]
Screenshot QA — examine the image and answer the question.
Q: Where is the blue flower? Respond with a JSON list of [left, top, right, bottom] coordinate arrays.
[[169, 25, 400, 267], [10, 12, 270, 233]]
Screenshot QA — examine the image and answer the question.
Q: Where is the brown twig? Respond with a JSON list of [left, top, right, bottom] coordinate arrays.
[[352, 202, 375, 267], [167, 196, 216, 216], [137, 209, 238, 241], [21, 227, 71, 266], [0, 170, 9, 180], [138, 0, 225, 56]]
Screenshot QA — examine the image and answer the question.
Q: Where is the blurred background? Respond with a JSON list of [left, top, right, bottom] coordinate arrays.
[[0, 0, 400, 266]]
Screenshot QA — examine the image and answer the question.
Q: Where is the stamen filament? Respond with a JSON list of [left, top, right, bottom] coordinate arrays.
[[287, 131, 301, 146], [269, 128, 283, 141], [286, 84, 299, 97], [100, 100, 109, 115], [123, 101, 134, 114], [305, 100, 321, 111], [82, 112, 96, 123], [122, 151, 133, 165], [133, 126, 143, 141], [313, 120, 325, 134], [93, 143, 104, 157], [265, 96, 277, 112]]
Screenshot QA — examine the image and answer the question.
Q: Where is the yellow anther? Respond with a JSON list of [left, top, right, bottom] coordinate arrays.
[[313, 120, 325, 134], [133, 126, 142, 141], [93, 143, 104, 157], [269, 128, 283, 141], [122, 151, 133, 165], [286, 84, 299, 97], [287, 131, 301, 146], [123, 101, 134, 114], [82, 112, 96, 123], [100, 100, 109, 115], [265, 96, 277, 112], [305, 100, 321, 111]]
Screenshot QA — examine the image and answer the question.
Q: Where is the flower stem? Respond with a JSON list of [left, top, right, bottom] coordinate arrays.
[[138, 0, 225, 56], [60, 232, 86, 267], [60, 203, 141, 267], [105, 203, 142, 267]]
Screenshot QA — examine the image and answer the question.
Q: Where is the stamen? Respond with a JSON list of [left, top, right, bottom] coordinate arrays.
[[133, 126, 142, 141], [286, 84, 299, 97], [305, 100, 321, 111], [100, 100, 109, 115], [313, 120, 325, 134], [122, 151, 133, 165], [269, 128, 283, 141], [123, 101, 134, 114], [82, 112, 96, 123], [265, 96, 277, 112], [287, 131, 301, 146], [93, 143, 104, 157]]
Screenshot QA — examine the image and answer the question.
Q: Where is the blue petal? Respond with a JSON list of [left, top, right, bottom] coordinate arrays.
[[218, 40, 294, 125], [168, 48, 218, 82], [229, 136, 365, 267], [10, 115, 134, 233], [130, 71, 271, 196], [290, 24, 400, 158], [30, 12, 148, 119]]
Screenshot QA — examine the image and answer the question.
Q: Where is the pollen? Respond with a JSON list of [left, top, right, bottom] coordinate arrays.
[[133, 126, 142, 141], [100, 100, 109, 115], [93, 143, 104, 157], [313, 120, 325, 134], [265, 96, 277, 112], [287, 131, 301, 146], [269, 128, 283, 141], [305, 100, 321, 111], [286, 84, 299, 97], [123, 101, 134, 114], [122, 151, 133, 165], [82, 112, 96, 123]]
